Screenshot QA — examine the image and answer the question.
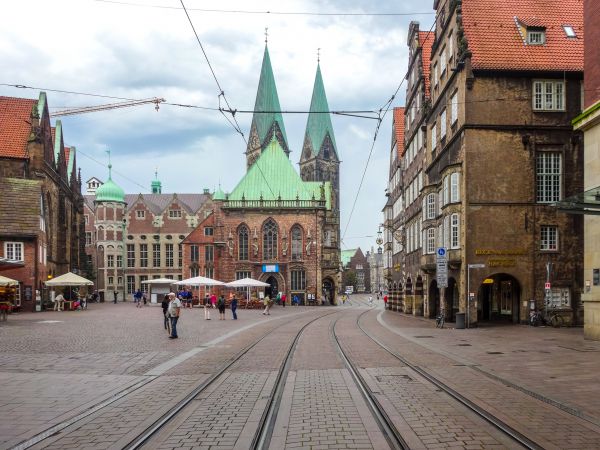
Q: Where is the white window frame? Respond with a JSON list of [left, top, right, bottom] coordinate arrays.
[[431, 122, 437, 149], [451, 91, 458, 125], [533, 80, 565, 111], [536, 152, 562, 203], [450, 213, 460, 249], [540, 226, 558, 251], [426, 193, 436, 219], [440, 109, 447, 139], [426, 228, 436, 254], [168, 209, 182, 219], [136, 210, 145, 219], [450, 172, 460, 203], [527, 30, 546, 45], [442, 175, 450, 206], [4, 242, 24, 261], [448, 32, 454, 61], [440, 46, 447, 75], [443, 215, 450, 249]]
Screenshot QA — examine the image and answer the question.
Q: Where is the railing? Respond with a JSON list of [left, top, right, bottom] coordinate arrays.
[[222, 199, 327, 209]]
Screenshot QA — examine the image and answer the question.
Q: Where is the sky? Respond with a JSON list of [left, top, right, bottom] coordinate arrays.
[[0, 0, 434, 253]]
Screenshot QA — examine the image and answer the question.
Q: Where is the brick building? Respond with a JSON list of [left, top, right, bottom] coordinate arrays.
[[340, 248, 370, 293], [388, 0, 584, 326], [182, 44, 341, 304], [0, 93, 85, 311]]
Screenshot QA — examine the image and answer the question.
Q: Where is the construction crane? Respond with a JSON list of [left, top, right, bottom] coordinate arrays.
[[50, 97, 166, 117]]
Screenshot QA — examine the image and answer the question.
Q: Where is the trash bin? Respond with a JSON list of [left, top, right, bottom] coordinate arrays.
[[455, 312, 466, 329]]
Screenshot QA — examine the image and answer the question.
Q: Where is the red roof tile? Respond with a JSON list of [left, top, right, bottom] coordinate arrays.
[[418, 31, 434, 98], [64, 146, 71, 166], [393, 107, 405, 158], [462, 0, 583, 72], [0, 96, 36, 159]]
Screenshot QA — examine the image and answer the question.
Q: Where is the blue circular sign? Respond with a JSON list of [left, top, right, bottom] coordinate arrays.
[[437, 247, 446, 257]]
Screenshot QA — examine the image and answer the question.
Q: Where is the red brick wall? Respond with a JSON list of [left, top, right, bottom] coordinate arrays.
[[585, 0, 600, 108], [0, 238, 38, 311]]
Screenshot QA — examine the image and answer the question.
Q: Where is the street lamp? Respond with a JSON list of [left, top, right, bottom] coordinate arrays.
[[467, 263, 485, 328]]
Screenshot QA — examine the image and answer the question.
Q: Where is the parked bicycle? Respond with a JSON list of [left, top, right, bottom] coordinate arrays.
[[435, 311, 445, 328], [529, 307, 563, 328]]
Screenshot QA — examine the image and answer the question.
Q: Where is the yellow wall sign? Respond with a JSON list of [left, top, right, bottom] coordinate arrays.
[[483, 278, 494, 284]]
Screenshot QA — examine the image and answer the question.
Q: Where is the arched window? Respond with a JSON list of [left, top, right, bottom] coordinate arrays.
[[291, 226, 302, 261], [262, 219, 278, 260], [238, 225, 249, 261]]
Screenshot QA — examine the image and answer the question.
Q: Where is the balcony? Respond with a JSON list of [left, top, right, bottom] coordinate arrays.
[[222, 199, 327, 210]]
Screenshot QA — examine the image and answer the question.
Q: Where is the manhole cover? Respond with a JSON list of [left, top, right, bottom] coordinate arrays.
[[375, 374, 413, 382], [486, 351, 504, 355]]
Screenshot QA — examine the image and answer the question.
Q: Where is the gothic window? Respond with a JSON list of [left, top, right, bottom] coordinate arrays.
[[238, 225, 249, 261], [291, 226, 303, 261], [262, 219, 278, 260]]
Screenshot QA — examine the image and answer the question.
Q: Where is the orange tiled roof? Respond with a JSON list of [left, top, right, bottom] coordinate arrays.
[[418, 31, 434, 98], [0, 96, 36, 159], [64, 146, 70, 165], [462, 0, 583, 72], [393, 107, 405, 158]]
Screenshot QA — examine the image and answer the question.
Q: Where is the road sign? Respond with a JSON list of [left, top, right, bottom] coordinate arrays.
[[468, 263, 485, 269], [436, 247, 448, 288], [545, 282, 551, 290]]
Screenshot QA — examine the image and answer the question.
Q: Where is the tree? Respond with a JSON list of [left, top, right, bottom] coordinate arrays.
[[342, 269, 358, 290]]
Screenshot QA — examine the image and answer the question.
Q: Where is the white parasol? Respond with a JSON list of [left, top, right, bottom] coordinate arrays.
[[175, 276, 224, 286], [141, 278, 177, 284], [45, 272, 94, 286], [0, 275, 19, 287], [224, 278, 270, 308]]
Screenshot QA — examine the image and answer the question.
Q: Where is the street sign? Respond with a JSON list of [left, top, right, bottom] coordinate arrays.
[[436, 247, 448, 288], [545, 282, 551, 290], [468, 263, 485, 269]]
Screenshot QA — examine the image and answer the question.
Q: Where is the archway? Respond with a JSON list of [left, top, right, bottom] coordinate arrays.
[[415, 275, 424, 316], [322, 278, 335, 305], [445, 278, 458, 322], [428, 279, 440, 319], [477, 273, 521, 324], [264, 275, 279, 299]]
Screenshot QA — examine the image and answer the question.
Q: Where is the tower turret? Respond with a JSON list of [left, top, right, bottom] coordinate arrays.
[[151, 169, 162, 194]]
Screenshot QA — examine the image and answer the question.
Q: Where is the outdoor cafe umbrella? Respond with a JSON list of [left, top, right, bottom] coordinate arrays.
[[175, 276, 224, 286], [45, 272, 94, 286], [0, 275, 19, 287], [140, 278, 177, 285], [224, 277, 270, 307]]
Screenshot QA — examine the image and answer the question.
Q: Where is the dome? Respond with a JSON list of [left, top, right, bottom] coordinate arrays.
[[213, 185, 227, 201], [95, 169, 125, 203]]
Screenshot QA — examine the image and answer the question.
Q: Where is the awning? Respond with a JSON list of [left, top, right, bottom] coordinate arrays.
[[555, 186, 600, 215], [45, 272, 94, 286]]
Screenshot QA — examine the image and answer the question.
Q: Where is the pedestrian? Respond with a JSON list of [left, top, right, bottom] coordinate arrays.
[[292, 294, 299, 306], [383, 294, 388, 309], [142, 292, 147, 306], [218, 295, 226, 320], [210, 292, 217, 310], [167, 292, 181, 339], [376, 293, 380, 301], [161, 294, 170, 334], [204, 293, 211, 320], [135, 289, 143, 308], [91, 290, 99, 303], [263, 295, 271, 315], [276, 291, 282, 305], [54, 292, 65, 311], [281, 292, 286, 307], [231, 294, 238, 320], [113, 291, 118, 304], [80, 294, 87, 310], [368, 295, 373, 306]]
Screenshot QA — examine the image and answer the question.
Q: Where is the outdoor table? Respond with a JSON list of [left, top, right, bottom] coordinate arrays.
[[63, 300, 74, 311]]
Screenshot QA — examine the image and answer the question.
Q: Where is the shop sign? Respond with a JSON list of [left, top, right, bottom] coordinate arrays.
[[262, 264, 279, 273]]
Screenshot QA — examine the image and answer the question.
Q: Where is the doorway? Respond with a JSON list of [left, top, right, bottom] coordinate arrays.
[[265, 275, 278, 299], [322, 278, 335, 305], [478, 273, 521, 323], [428, 280, 439, 319]]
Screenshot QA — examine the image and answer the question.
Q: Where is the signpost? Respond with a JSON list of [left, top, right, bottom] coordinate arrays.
[[467, 263, 485, 328], [436, 248, 448, 288]]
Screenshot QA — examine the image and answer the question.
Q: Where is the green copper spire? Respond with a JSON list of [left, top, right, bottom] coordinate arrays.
[[95, 150, 125, 203], [304, 63, 338, 157], [151, 168, 162, 194], [250, 44, 289, 152]]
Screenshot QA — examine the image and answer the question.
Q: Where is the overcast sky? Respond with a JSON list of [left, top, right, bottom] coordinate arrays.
[[1, 0, 434, 253]]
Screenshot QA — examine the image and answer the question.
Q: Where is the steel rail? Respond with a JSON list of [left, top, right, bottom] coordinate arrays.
[[251, 310, 341, 450], [331, 316, 410, 450], [356, 310, 543, 450]]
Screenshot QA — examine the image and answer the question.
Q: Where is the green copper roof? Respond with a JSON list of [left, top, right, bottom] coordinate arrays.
[[229, 138, 330, 208], [341, 249, 357, 267], [37, 92, 47, 121], [67, 145, 75, 182], [304, 64, 337, 157], [250, 45, 288, 149], [95, 165, 125, 203], [213, 185, 226, 201]]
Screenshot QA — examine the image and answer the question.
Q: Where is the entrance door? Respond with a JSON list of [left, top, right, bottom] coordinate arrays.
[[428, 280, 439, 318], [265, 276, 278, 299], [478, 274, 520, 323], [322, 278, 334, 305]]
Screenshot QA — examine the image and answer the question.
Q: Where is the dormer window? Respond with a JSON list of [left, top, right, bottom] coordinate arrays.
[[527, 29, 545, 45], [169, 209, 182, 218], [563, 25, 576, 38]]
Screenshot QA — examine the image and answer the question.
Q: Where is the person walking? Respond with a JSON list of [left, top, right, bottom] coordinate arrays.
[[167, 292, 181, 339], [217, 295, 226, 320], [383, 294, 388, 309], [263, 295, 271, 315], [203, 293, 211, 320], [368, 295, 373, 306], [113, 291, 118, 304], [54, 292, 65, 311], [231, 294, 238, 320], [281, 292, 286, 307], [135, 289, 143, 308], [161, 294, 170, 334]]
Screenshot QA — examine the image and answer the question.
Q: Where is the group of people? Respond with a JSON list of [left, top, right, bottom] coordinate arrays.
[[52, 291, 87, 311], [133, 289, 147, 308]]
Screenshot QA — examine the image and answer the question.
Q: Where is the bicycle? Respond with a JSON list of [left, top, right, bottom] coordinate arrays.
[[546, 307, 564, 328], [529, 308, 563, 327], [435, 312, 445, 328]]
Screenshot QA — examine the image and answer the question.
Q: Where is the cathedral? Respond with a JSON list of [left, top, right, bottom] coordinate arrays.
[[182, 43, 342, 304]]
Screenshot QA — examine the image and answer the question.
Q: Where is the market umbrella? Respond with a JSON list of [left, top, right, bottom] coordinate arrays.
[[0, 275, 19, 286], [224, 278, 270, 307], [140, 278, 177, 284], [45, 272, 94, 286], [175, 276, 224, 286]]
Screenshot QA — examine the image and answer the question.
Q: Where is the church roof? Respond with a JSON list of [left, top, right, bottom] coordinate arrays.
[[95, 165, 125, 203], [250, 45, 288, 149], [304, 63, 337, 157], [228, 138, 331, 208], [341, 249, 357, 267]]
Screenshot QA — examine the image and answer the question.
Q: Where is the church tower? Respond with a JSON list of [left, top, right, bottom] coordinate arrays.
[[299, 62, 340, 212], [246, 42, 289, 169]]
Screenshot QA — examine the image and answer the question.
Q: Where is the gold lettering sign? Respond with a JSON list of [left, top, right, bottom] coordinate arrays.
[[475, 249, 526, 256], [483, 278, 494, 284], [488, 258, 516, 267]]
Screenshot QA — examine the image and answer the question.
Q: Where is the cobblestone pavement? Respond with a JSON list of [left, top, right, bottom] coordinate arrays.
[[3, 297, 600, 449]]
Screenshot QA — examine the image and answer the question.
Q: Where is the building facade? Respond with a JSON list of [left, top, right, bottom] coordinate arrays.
[[0, 93, 86, 311], [388, 0, 584, 326]]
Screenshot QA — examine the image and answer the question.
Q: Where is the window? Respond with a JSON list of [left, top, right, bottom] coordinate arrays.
[[442, 175, 450, 206], [440, 46, 446, 74], [84, 214, 89, 225], [426, 193, 436, 219], [433, 63, 438, 87], [527, 30, 545, 45], [127, 244, 135, 267], [451, 91, 458, 124], [108, 276, 114, 286], [536, 152, 561, 202], [291, 226, 303, 261], [190, 266, 199, 277], [444, 215, 450, 249], [238, 226, 249, 261], [168, 209, 182, 218], [450, 214, 460, 249], [426, 228, 436, 254], [291, 270, 306, 290], [533, 80, 564, 111], [450, 173, 460, 203], [107, 255, 114, 268], [205, 245, 214, 262], [127, 276, 135, 294], [204, 227, 214, 236], [540, 226, 558, 251], [205, 267, 214, 278], [140, 244, 148, 267], [86, 232, 92, 246], [431, 122, 437, 149], [191, 245, 199, 262], [236, 271, 251, 280], [4, 242, 23, 261], [117, 255, 123, 268], [153, 243, 161, 267], [448, 33, 453, 60], [140, 275, 148, 292], [563, 25, 576, 38], [262, 219, 278, 260], [166, 243, 174, 267], [178, 244, 182, 267], [440, 110, 447, 138], [136, 210, 145, 219]]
